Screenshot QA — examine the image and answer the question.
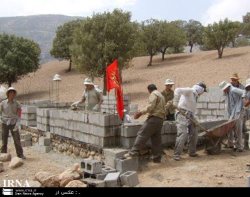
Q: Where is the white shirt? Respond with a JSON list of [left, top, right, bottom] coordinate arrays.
[[174, 88, 198, 114]]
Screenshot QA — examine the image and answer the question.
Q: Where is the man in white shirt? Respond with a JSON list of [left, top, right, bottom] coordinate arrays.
[[173, 82, 207, 161]]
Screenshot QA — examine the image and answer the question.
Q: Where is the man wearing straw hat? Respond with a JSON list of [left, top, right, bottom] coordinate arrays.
[[161, 79, 175, 121], [71, 78, 103, 111], [242, 78, 250, 150], [0, 87, 25, 159], [219, 81, 244, 152], [230, 73, 245, 90]]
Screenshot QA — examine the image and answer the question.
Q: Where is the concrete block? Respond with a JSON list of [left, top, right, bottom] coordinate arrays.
[[219, 103, 225, 109], [21, 134, 32, 141], [115, 158, 139, 173], [21, 106, 37, 114], [120, 171, 139, 187], [208, 103, 220, 109], [20, 119, 37, 127], [104, 172, 121, 187], [88, 112, 121, 127], [39, 137, 51, 146], [103, 149, 128, 168], [83, 178, 105, 187], [96, 173, 107, 180], [34, 144, 52, 153], [120, 137, 136, 149], [121, 123, 142, 137], [102, 166, 117, 174], [201, 109, 212, 116], [161, 121, 177, 134], [21, 113, 36, 120], [81, 159, 102, 175], [161, 134, 177, 147]]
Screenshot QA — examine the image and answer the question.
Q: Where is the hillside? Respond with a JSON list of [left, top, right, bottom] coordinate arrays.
[[0, 15, 82, 63], [10, 46, 250, 109]]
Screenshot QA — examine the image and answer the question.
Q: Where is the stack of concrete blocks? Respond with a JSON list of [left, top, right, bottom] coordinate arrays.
[[34, 136, 52, 153], [36, 108, 50, 132], [195, 87, 227, 122], [49, 109, 122, 148], [81, 159, 106, 187], [21, 105, 37, 127], [103, 149, 139, 187], [20, 133, 32, 147], [101, 95, 130, 114], [120, 122, 177, 149]]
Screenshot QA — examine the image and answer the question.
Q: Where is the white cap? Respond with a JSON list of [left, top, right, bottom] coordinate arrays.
[[6, 87, 17, 96], [83, 78, 94, 86], [165, 79, 175, 85], [53, 74, 61, 81], [246, 78, 250, 89], [219, 81, 231, 91]]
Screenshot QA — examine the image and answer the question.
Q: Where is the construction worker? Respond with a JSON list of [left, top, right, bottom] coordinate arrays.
[[219, 81, 244, 152], [161, 79, 175, 121], [0, 87, 25, 159], [173, 82, 207, 161], [71, 78, 103, 111], [124, 84, 165, 163], [230, 73, 245, 90], [242, 78, 250, 150]]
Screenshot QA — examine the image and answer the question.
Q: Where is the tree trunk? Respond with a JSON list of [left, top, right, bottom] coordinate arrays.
[[8, 81, 12, 87], [148, 54, 153, 66], [67, 58, 72, 72], [103, 69, 107, 96], [161, 47, 167, 61], [190, 44, 193, 53], [218, 48, 223, 59]]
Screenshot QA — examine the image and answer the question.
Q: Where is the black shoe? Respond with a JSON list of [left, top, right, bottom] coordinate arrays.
[[189, 153, 199, 157], [152, 157, 161, 163], [235, 149, 243, 153], [19, 155, 26, 160]]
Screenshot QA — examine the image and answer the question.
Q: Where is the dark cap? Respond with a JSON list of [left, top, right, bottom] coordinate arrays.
[[197, 82, 207, 92]]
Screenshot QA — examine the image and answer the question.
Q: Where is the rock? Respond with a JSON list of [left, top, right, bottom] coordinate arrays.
[[28, 180, 41, 187], [65, 180, 87, 188], [0, 162, 4, 172], [0, 153, 11, 162], [73, 148, 80, 157], [42, 175, 60, 187], [60, 178, 73, 187], [217, 181, 223, 185], [58, 163, 81, 181], [90, 151, 96, 156], [9, 157, 24, 169]]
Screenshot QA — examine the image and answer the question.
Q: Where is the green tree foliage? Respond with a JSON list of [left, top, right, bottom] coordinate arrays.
[[184, 20, 204, 52], [241, 12, 250, 36], [203, 19, 240, 58], [243, 12, 250, 23], [140, 19, 160, 66], [158, 21, 186, 60], [0, 34, 40, 87], [50, 19, 81, 72], [71, 9, 137, 93]]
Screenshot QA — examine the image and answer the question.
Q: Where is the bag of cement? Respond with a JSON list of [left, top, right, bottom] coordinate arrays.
[[0, 85, 7, 101]]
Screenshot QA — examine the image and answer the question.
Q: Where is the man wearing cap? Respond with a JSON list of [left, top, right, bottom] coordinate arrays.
[[172, 82, 207, 161], [230, 73, 245, 90], [71, 78, 103, 111], [0, 87, 25, 159], [161, 79, 175, 121], [242, 79, 250, 150], [219, 81, 244, 151], [124, 84, 165, 163]]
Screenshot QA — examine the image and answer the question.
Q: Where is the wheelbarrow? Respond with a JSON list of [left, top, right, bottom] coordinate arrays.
[[198, 119, 237, 155]]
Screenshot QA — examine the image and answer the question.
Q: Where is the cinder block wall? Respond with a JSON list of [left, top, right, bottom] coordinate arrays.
[[195, 87, 227, 121]]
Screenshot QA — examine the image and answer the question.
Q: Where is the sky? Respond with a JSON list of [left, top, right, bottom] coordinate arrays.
[[0, 0, 250, 25]]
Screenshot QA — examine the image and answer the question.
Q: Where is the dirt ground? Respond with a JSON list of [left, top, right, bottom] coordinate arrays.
[[0, 142, 249, 187], [1, 47, 250, 187]]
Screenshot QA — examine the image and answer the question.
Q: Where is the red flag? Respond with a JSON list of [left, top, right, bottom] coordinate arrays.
[[106, 59, 120, 92], [106, 60, 124, 119]]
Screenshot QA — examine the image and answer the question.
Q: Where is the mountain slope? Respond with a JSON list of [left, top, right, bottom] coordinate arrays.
[[0, 15, 82, 63]]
